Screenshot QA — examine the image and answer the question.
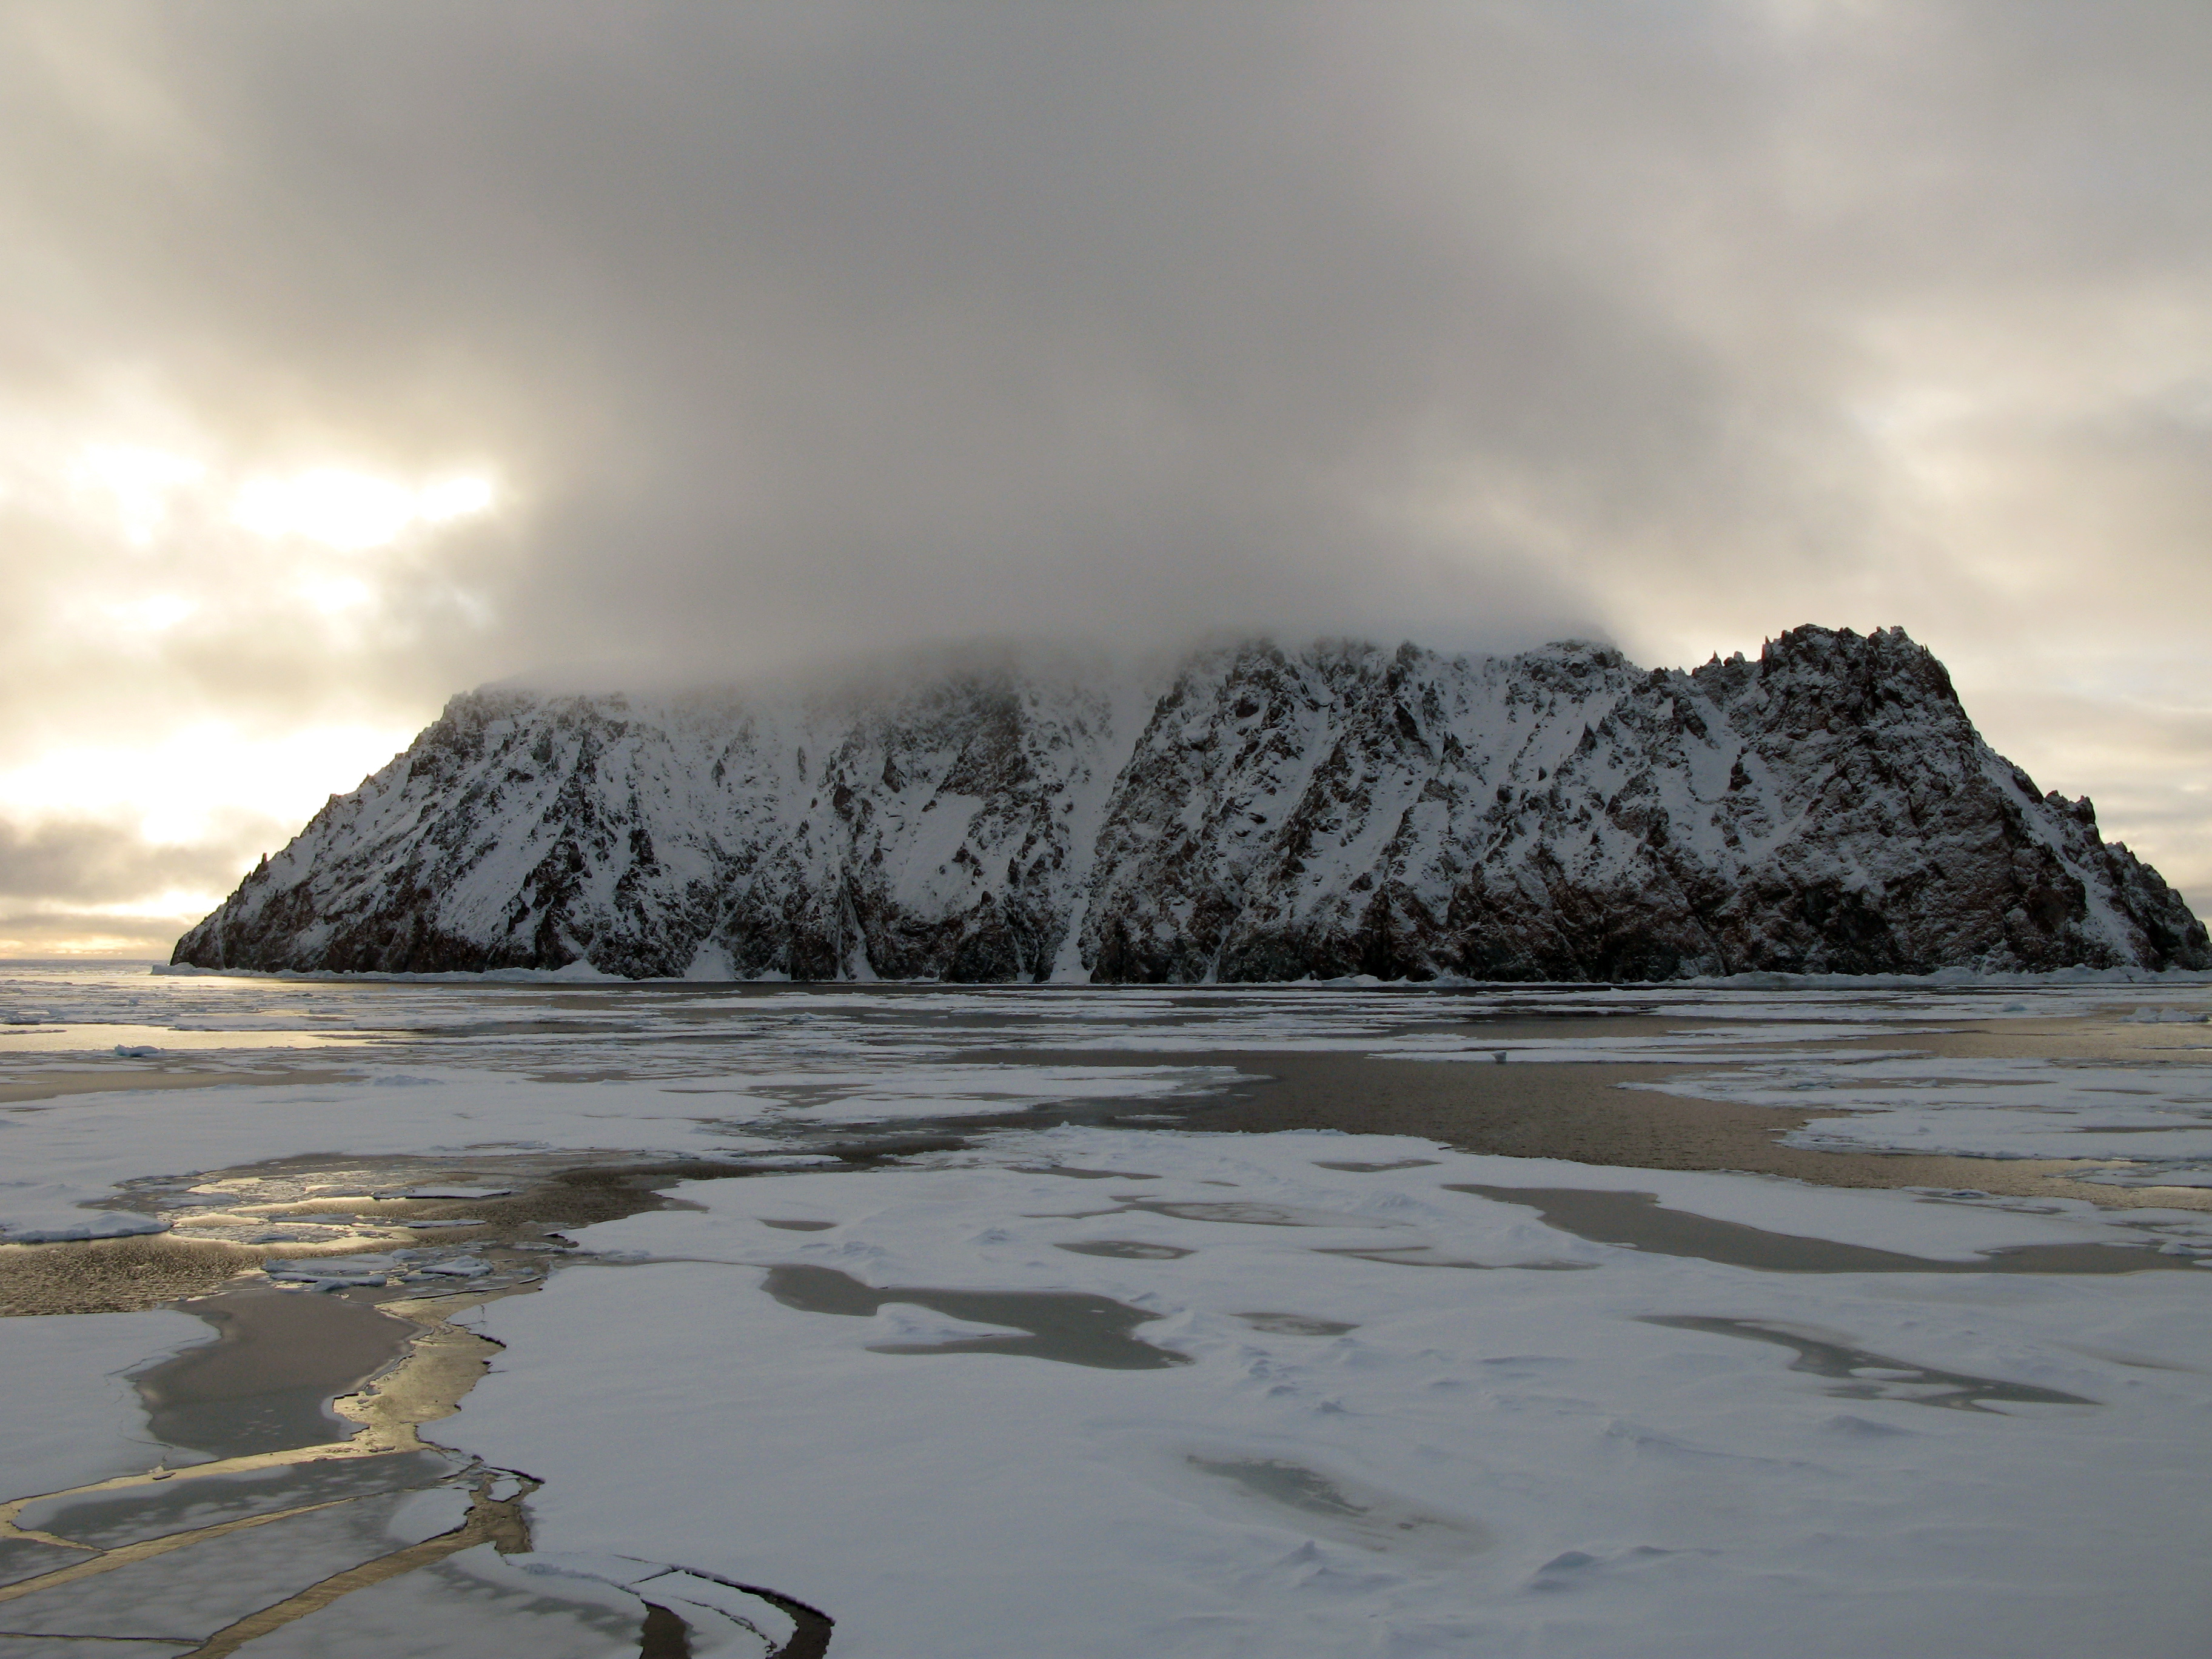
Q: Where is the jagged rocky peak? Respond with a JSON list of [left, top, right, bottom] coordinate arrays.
[[175, 625, 2210, 982]]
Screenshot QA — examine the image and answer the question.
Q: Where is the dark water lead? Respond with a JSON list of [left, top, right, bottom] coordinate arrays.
[[1312, 1159, 1441, 1173], [1642, 1316, 2098, 1412], [640, 1600, 693, 1657], [1109, 1199, 1382, 1228], [629, 1564, 835, 1659], [1055, 1240, 1194, 1260], [1235, 1312, 1359, 1336], [1452, 1185, 2197, 1275], [1011, 1165, 1161, 1181], [1316, 1245, 1597, 1271], [130, 1285, 419, 1458], [759, 1264, 1188, 1369]]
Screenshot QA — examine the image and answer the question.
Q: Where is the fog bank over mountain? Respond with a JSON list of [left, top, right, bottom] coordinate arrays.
[[4, 3, 2211, 950], [176, 627, 2209, 984]]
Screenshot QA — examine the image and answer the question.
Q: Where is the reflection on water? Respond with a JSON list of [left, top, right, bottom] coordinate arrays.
[[1453, 1185, 2190, 1275], [0, 1024, 387, 1052], [759, 1264, 1187, 1369], [20, 1450, 465, 1550], [1641, 1316, 2098, 1412], [0, 1537, 89, 1590], [131, 1287, 417, 1458]]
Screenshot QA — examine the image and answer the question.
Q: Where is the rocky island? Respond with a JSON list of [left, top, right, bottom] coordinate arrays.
[[173, 625, 2209, 981]]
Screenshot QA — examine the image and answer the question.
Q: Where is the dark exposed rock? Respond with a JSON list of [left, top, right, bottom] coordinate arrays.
[[173, 627, 2208, 981]]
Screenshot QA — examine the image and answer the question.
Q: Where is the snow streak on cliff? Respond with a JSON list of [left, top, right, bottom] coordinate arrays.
[[174, 628, 2209, 981]]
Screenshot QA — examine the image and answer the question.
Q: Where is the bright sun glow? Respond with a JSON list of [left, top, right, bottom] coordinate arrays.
[[52, 444, 503, 552], [102, 594, 198, 633], [69, 444, 207, 546], [0, 722, 418, 847], [417, 472, 497, 522], [229, 466, 498, 551], [4, 435, 509, 953], [299, 574, 375, 614]]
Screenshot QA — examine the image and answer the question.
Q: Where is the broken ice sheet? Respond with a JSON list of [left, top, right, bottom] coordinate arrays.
[[0, 1489, 468, 1644], [219, 1542, 676, 1659], [8, 969, 2212, 1658], [417, 1127, 2212, 1659]]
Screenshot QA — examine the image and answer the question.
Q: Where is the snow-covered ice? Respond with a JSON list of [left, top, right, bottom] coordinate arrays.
[[4, 962, 2211, 1654], [1634, 1054, 2212, 1167], [437, 1128, 2212, 1658]]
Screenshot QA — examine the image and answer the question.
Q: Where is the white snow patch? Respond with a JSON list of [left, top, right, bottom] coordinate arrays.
[[434, 1128, 2212, 1659], [684, 942, 738, 982]]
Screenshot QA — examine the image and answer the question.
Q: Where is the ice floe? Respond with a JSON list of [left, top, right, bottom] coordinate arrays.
[[5, 962, 2211, 1654], [427, 1127, 2212, 1658]]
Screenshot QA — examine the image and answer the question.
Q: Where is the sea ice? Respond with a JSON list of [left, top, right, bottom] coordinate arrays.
[[6, 965, 2212, 1654], [425, 1128, 2212, 1659], [0, 1311, 211, 1495], [1633, 1055, 2212, 1164]]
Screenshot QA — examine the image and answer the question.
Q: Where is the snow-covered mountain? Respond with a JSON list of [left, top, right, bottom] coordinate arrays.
[[173, 626, 2210, 981]]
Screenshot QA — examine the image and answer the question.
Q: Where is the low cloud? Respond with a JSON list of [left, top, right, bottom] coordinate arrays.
[[0, 907, 203, 959], [4, 2, 2211, 936], [0, 816, 257, 906], [0, 814, 276, 956]]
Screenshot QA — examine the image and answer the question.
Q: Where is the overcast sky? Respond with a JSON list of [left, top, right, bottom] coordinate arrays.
[[4, 0, 2210, 954]]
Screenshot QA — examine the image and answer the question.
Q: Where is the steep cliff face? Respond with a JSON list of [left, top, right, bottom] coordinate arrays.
[[174, 627, 2210, 981]]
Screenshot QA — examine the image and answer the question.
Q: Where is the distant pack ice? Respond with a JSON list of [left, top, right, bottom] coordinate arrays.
[[174, 626, 2209, 981]]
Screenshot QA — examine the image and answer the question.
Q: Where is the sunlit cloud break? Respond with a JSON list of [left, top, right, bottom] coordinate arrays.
[[230, 466, 497, 551], [5, 1, 2212, 954], [61, 443, 500, 554], [68, 444, 207, 546]]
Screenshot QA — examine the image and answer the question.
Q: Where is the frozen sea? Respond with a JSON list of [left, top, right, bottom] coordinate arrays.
[[2, 961, 2210, 1657]]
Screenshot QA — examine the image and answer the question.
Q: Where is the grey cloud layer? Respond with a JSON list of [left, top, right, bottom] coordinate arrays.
[[4, 0, 2211, 934], [0, 817, 259, 905]]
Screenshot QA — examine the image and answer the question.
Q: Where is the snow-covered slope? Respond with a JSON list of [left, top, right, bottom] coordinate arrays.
[[173, 627, 2210, 980]]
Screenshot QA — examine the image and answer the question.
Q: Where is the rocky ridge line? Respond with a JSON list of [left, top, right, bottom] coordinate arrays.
[[173, 626, 2210, 981]]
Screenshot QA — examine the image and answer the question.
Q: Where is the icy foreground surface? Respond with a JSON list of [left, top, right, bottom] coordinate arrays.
[[172, 626, 2208, 980], [452, 1131, 2212, 1659], [10, 962, 2212, 1236], [4, 964, 2212, 1655]]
